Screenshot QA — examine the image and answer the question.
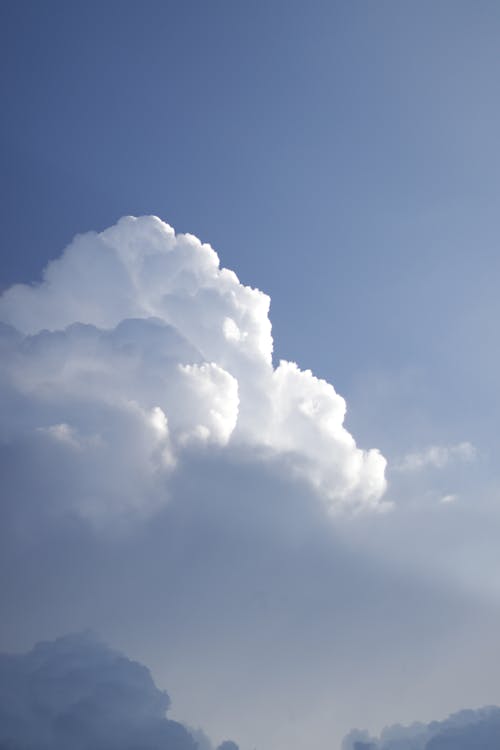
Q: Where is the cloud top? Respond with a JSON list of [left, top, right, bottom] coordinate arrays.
[[0, 216, 386, 521]]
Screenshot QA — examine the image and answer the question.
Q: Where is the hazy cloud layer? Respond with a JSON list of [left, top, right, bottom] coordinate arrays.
[[343, 706, 500, 749], [2, 441, 495, 750], [0, 215, 386, 522], [0, 633, 237, 750]]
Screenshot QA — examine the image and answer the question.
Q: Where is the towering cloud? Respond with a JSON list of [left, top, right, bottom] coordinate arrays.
[[0, 216, 386, 524], [0, 633, 237, 750]]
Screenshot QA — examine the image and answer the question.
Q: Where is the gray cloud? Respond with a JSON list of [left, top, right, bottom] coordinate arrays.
[[0, 633, 239, 750], [343, 706, 500, 749]]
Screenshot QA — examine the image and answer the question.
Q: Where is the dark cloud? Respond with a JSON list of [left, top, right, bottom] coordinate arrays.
[[343, 706, 500, 749], [0, 633, 236, 750]]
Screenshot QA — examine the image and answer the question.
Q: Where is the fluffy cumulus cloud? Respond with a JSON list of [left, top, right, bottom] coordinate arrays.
[[343, 706, 500, 749], [0, 216, 386, 523], [0, 633, 237, 750]]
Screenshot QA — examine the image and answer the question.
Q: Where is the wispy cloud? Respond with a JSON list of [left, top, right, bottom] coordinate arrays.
[[395, 442, 476, 472]]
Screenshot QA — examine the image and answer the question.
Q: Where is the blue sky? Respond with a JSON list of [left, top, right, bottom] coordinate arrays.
[[3, 1, 499, 371], [2, 0, 500, 440], [2, 3, 500, 749]]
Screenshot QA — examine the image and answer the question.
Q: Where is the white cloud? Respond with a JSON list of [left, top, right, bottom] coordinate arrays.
[[395, 442, 475, 472], [0, 215, 386, 522], [440, 493, 458, 505]]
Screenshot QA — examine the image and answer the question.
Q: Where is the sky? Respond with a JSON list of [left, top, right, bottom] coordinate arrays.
[[1, 2, 500, 749]]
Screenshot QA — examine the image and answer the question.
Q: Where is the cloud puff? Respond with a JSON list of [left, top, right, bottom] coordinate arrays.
[[0, 216, 386, 522], [0, 633, 238, 750], [439, 493, 458, 504], [395, 442, 475, 472], [343, 706, 500, 749]]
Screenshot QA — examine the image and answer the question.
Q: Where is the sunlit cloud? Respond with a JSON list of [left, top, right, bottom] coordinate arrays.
[[0, 216, 387, 524]]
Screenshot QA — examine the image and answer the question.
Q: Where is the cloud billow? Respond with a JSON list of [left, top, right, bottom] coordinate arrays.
[[343, 706, 500, 749], [0, 216, 386, 524], [0, 633, 237, 750]]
